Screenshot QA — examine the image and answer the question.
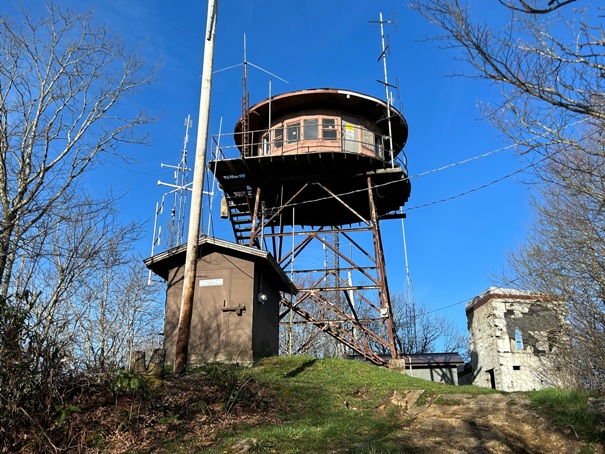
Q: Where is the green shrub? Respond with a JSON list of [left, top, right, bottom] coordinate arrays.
[[0, 293, 70, 451], [112, 370, 151, 397]]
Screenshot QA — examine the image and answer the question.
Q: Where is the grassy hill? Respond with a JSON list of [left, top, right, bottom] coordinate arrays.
[[31, 356, 605, 452]]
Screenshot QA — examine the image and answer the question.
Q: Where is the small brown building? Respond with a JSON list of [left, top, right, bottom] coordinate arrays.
[[144, 236, 297, 365]]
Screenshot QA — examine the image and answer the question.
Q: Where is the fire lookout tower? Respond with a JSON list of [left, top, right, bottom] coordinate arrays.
[[209, 88, 411, 365]]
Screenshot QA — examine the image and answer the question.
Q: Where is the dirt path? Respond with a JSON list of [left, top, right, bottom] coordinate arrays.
[[392, 391, 599, 453]]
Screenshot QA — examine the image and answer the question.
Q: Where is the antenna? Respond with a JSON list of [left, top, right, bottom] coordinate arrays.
[[401, 214, 417, 351], [206, 117, 223, 236], [241, 34, 251, 157], [371, 12, 398, 169], [214, 34, 289, 158], [148, 115, 193, 284], [174, 115, 193, 245]]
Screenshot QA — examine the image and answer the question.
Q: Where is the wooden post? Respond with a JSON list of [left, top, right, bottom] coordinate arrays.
[[174, 0, 219, 376]]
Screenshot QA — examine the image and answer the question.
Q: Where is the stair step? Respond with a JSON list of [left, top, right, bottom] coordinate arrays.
[[228, 201, 249, 208]]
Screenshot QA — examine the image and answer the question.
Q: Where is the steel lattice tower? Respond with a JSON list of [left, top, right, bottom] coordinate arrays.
[[209, 88, 410, 365]]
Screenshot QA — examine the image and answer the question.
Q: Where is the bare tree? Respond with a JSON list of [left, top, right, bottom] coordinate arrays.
[[42, 196, 164, 371], [498, 0, 576, 14], [0, 2, 157, 449], [408, 0, 605, 388], [506, 131, 605, 390], [409, 0, 604, 149], [69, 258, 163, 371], [0, 1, 155, 302], [383, 292, 467, 356]]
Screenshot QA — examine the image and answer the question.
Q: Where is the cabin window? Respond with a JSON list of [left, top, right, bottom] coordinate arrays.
[[303, 118, 319, 140], [375, 135, 384, 158], [362, 128, 374, 151], [322, 118, 337, 140], [286, 122, 300, 144], [274, 127, 283, 149]]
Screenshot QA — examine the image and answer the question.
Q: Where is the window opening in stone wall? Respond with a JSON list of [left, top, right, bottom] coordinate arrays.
[[513, 365, 521, 371], [286, 122, 300, 144], [303, 118, 318, 140], [515, 328, 523, 350], [322, 118, 337, 140]]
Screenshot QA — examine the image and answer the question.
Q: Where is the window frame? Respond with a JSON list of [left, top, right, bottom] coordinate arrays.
[[273, 127, 283, 150], [322, 118, 337, 140], [303, 118, 319, 140], [286, 122, 300, 144]]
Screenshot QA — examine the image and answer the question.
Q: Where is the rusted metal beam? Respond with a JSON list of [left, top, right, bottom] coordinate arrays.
[[314, 182, 369, 226], [249, 186, 262, 247], [367, 176, 399, 360], [281, 296, 387, 366]]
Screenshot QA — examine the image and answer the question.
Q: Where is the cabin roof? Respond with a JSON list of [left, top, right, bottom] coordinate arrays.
[[144, 236, 297, 295]]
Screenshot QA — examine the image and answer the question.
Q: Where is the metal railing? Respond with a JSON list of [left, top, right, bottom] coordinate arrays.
[[211, 123, 409, 173]]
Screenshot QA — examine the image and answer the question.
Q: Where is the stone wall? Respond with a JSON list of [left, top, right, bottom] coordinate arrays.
[[467, 287, 567, 392]]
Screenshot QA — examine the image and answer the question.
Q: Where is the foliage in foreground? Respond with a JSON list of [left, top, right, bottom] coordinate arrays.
[[0, 293, 70, 451], [1, 362, 267, 452], [3, 356, 604, 452]]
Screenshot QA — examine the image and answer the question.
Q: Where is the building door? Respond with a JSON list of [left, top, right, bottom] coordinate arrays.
[[191, 269, 231, 360], [342, 115, 358, 153], [486, 368, 496, 389]]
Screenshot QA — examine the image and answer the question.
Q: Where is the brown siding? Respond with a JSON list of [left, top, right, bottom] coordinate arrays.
[[251, 267, 281, 358], [157, 244, 287, 366]]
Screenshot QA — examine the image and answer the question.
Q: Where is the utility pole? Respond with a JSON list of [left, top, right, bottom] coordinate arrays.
[[174, 0, 219, 376]]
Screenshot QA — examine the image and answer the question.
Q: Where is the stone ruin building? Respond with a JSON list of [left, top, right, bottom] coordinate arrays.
[[463, 287, 570, 392]]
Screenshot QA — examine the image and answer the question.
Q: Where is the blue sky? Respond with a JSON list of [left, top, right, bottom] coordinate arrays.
[[4, 1, 531, 336]]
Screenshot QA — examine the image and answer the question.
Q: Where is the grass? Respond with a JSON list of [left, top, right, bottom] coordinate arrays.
[[527, 388, 605, 443], [146, 356, 604, 453], [203, 356, 495, 453]]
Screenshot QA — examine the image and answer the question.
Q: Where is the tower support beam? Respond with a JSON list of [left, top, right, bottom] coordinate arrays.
[[367, 176, 399, 360]]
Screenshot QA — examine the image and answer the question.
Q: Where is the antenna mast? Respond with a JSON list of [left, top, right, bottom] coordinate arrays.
[[212, 34, 288, 158], [372, 12, 399, 168], [241, 34, 251, 157], [169, 115, 193, 246], [148, 115, 193, 283], [160, 115, 193, 247]]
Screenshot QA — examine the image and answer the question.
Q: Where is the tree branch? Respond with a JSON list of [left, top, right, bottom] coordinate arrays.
[[497, 0, 577, 14]]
